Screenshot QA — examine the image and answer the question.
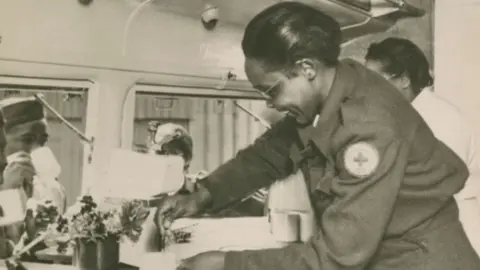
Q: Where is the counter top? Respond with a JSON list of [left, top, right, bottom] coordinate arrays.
[[0, 260, 137, 270], [33, 217, 285, 268]]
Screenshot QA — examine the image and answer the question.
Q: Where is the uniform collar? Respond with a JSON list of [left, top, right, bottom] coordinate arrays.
[[297, 60, 357, 162]]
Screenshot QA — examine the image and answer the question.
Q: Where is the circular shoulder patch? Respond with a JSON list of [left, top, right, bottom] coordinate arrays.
[[343, 142, 380, 178]]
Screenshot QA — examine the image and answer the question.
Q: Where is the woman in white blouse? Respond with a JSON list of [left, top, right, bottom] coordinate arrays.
[[365, 37, 480, 255]]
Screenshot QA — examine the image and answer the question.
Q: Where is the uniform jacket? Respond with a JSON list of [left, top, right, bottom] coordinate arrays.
[[201, 59, 480, 270]]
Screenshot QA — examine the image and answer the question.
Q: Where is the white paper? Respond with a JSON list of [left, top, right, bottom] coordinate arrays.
[[121, 216, 286, 266], [0, 189, 26, 226], [140, 252, 177, 270], [102, 148, 185, 199], [166, 217, 286, 260]]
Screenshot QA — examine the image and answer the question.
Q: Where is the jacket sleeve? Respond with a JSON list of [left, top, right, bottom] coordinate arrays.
[[223, 122, 409, 270], [201, 117, 297, 211]]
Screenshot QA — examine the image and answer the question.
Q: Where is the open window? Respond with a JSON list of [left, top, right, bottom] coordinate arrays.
[[124, 82, 282, 215], [131, 89, 271, 173], [0, 77, 96, 207]]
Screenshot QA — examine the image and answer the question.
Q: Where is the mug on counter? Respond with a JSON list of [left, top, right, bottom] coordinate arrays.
[[269, 210, 316, 243]]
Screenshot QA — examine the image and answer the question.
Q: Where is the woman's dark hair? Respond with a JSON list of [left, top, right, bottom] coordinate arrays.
[[158, 138, 192, 163], [242, 2, 342, 72], [147, 121, 193, 170], [365, 37, 434, 96]]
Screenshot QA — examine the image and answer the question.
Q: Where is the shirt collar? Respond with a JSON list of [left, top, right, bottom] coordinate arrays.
[[296, 60, 358, 161]]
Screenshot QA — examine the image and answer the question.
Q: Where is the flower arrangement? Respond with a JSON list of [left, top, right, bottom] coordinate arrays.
[[6, 194, 150, 261], [55, 195, 150, 248]]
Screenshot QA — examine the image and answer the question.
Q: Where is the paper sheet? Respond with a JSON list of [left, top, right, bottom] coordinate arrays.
[[102, 148, 185, 199], [140, 252, 177, 270], [166, 217, 286, 260], [120, 216, 286, 266]]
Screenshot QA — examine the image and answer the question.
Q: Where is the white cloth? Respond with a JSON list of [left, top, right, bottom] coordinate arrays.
[[412, 88, 479, 197], [412, 88, 480, 254]]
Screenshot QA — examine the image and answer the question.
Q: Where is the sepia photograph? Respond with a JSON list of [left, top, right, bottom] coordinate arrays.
[[0, 0, 479, 270]]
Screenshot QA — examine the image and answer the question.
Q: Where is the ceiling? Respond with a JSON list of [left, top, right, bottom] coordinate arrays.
[[124, 0, 428, 42], [126, 0, 372, 28]]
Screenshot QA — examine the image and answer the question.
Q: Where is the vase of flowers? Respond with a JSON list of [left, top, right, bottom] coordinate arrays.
[[72, 235, 119, 270], [55, 195, 150, 270]]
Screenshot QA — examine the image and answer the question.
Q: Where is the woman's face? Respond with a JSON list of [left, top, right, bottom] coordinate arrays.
[[244, 58, 322, 125], [146, 124, 192, 171], [5, 121, 49, 155]]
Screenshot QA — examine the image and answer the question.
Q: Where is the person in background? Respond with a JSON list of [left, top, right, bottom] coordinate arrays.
[[0, 97, 66, 214], [156, 3, 480, 270], [364, 37, 480, 255], [145, 121, 208, 251], [147, 122, 249, 218], [146, 121, 206, 193], [0, 96, 66, 259]]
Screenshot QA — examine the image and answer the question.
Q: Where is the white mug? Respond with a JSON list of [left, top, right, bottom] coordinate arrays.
[[269, 210, 316, 243], [269, 210, 300, 243]]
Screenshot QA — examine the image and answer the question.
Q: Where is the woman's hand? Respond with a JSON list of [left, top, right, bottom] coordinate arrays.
[[154, 185, 212, 229]]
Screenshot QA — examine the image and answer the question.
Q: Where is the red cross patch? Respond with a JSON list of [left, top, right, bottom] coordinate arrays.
[[343, 142, 380, 178]]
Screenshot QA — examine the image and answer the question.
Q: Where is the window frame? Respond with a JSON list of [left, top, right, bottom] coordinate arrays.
[[121, 81, 265, 149], [0, 76, 99, 195]]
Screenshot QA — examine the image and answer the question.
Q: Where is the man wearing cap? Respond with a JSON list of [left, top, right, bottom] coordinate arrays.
[[0, 96, 66, 213], [0, 96, 67, 258]]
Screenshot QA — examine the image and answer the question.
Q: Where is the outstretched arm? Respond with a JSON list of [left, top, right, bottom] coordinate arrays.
[[201, 117, 298, 212]]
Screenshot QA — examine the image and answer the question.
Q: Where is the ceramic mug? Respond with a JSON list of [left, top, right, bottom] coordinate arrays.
[[269, 210, 315, 243]]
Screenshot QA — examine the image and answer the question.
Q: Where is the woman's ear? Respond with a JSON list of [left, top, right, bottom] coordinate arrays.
[[397, 74, 411, 90], [294, 59, 317, 81]]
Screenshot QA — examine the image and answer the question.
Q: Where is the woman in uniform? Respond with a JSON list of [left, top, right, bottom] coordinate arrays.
[[156, 2, 480, 270]]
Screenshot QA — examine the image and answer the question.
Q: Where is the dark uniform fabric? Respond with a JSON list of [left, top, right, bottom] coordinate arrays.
[[201, 59, 480, 270]]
